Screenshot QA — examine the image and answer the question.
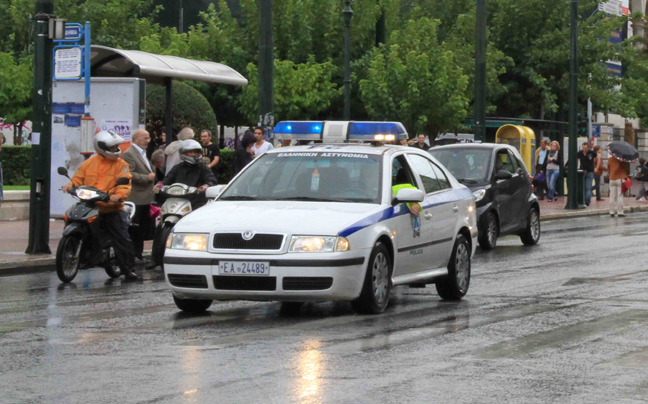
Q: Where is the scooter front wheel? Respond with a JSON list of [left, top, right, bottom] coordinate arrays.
[[104, 246, 122, 278], [153, 223, 174, 269], [56, 235, 82, 283]]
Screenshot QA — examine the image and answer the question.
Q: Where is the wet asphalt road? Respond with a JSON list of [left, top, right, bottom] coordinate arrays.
[[2, 213, 648, 404]]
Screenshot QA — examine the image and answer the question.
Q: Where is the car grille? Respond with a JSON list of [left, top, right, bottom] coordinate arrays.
[[213, 276, 277, 291], [212, 233, 284, 250], [283, 277, 333, 291], [167, 274, 208, 289]]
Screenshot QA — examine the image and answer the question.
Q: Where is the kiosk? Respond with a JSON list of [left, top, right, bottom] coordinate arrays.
[[495, 124, 537, 170]]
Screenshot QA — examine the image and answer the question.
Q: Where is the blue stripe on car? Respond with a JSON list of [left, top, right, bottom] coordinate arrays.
[[338, 188, 472, 237]]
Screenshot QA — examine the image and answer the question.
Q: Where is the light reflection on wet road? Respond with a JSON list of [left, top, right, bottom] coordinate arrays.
[[2, 213, 648, 403]]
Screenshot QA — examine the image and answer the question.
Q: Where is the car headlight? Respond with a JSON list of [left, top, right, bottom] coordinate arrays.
[[289, 236, 350, 252], [472, 189, 486, 202], [76, 189, 100, 200], [169, 233, 208, 251]]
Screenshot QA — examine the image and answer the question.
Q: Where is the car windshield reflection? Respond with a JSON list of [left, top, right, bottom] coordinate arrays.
[[220, 152, 383, 204], [429, 148, 492, 184]]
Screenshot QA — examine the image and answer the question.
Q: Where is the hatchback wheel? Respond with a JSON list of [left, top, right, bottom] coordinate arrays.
[[478, 212, 498, 250], [520, 206, 541, 246], [352, 242, 392, 314], [436, 234, 471, 300]]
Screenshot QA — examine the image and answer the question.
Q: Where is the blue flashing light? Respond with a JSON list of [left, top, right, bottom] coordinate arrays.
[[348, 122, 408, 139], [274, 121, 324, 136]]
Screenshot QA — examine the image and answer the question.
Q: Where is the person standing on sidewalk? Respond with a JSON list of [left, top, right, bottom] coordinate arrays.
[[577, 142, 596, 206], [634, 158, 648, 201], [200, 129, 221, 180], [251, 127, 274, 158], [546, 141, 561, 202], [0, 134, 4, 203], [534, 139, 549, 176], [593, 145, 605, 202], [608, 155, 630, 217], [164, 127, 195, 175], [411, 134, 430, 151], [123, 129, 155, 264]]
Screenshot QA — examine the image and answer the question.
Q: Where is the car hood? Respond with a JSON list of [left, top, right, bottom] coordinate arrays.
[[174, 201, 384, 236]]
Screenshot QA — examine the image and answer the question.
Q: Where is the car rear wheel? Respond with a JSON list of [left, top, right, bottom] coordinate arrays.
[[436, 234, 470, 300], [173, 295, 213, 313], [279, 302, 304, 315], [351, 242, 392, 314], [520, 206, 541, 246], [478, 212, 498, 250]]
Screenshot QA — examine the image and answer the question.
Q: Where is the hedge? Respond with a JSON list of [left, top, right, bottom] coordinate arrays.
[[0, 145, 30, 185], [0, 145, 236, 186]]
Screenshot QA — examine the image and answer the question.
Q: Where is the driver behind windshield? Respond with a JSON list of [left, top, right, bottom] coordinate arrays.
[[156, 139, 217, 209], [61, 130, 138, 280]]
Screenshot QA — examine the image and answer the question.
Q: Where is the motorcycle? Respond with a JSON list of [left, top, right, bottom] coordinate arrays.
[[152, 183, 200, 268], [55, 167, 136, 283]]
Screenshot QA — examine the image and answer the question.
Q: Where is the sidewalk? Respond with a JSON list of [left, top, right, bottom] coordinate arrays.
[[1, 197, 648, 274]]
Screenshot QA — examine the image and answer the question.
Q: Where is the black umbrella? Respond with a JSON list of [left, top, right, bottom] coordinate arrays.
[[606, 141, 639, 163]]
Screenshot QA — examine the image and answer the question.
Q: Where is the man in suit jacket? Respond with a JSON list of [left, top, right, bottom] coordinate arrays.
[[123, 129, 156, 263]]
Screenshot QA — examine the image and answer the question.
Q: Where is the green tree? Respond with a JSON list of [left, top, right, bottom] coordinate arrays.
[[239, 57, 340, 122], [146, 81, 218, 136], [0, 53, 32, 128], [359, 17, 470, 137]]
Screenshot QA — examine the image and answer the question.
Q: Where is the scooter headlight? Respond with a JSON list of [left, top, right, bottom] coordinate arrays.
[[76, 189, 100, 200]]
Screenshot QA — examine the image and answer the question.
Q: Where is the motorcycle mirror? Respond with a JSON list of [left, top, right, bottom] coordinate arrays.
[[115, 177, 130, 186], [57, 167, 70, 179]]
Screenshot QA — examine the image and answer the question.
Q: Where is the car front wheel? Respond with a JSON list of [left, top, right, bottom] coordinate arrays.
[[520, 206, 541, 245], [436, 234, 471, 300], [478, 211, 498, 250], [351, 242, 392, 314]]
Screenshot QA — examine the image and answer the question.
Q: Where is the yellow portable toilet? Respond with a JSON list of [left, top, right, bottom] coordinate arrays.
[[495, 124, 536, 171]]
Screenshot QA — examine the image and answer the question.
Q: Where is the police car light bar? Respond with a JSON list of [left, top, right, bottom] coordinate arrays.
[[347, 121, 408, 142], [274, 121, 323, 141]]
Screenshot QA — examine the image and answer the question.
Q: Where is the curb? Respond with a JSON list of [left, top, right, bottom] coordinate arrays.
[[0, 251, 153, 277], [540, 204, 648, 221]]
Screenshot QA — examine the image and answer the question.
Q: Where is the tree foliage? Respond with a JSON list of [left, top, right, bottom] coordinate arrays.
[[0, 53, 32, 124], [146, 81, 218, 136]]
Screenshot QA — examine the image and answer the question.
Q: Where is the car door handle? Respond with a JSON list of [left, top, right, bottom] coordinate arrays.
[[424, 212, 433, 220], [452, 205, 459, 213]]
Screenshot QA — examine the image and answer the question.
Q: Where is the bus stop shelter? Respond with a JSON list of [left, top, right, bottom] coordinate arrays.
[[89, 45, 248, 142]]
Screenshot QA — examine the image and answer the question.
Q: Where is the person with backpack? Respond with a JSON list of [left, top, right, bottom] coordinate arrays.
[[635, 158, 648, 201]]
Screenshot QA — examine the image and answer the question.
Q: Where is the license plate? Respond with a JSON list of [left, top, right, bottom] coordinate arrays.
[[219, 261, 270, 276]]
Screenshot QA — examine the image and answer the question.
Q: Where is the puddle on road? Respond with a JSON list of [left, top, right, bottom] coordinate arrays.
[[472, 309, 648, 360], [599, 346, 648, 368], [321, 303, 575, 354]]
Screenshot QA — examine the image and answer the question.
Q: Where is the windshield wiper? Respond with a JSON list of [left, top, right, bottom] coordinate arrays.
[[219, 196, 259, 201], [272, 196, 343, 202], [457, 178, 478, 184]]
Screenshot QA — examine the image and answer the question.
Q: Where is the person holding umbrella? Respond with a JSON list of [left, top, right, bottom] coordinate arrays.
[[606, 141, 639, 217]]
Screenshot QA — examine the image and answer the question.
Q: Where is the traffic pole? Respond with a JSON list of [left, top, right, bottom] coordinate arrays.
[[258, 0, 274, 130], [343, 0, 353, 120], [565, 0, 580, 210], [26, 0, 54, 254], [475, 0, 487, 142]]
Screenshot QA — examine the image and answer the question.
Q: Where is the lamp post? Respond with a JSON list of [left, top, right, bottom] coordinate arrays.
[[343, 0, 353, 120], [26, 0, 55, 254], [258, 0, 274, 130], [475, 0, 487, 142], [566, 0, 581, 209]]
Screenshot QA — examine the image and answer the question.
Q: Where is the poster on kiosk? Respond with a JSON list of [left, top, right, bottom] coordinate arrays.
[[50, 77, 146, 216]]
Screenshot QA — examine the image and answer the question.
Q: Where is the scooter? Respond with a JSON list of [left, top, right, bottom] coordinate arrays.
[[55, 167, 136, 283], [151, 183, 200, 268]]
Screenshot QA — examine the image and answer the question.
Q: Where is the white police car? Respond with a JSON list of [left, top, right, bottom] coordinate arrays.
[[164, 122, 477, 314]]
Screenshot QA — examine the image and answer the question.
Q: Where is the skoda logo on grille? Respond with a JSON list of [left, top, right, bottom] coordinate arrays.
[[242, 231, 255, 240]]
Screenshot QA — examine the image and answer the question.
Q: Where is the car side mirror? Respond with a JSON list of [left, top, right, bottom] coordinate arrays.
[[57, 167, 70, 179], [115, 177, 130, 186], [206, 184, 226, 199], [392, 188, 425, 205], [495, 170, 513, 180]]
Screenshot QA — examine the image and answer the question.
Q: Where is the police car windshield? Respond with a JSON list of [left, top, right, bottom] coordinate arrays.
[[220, 151, 382, 203], [429, 148, 492, 184]]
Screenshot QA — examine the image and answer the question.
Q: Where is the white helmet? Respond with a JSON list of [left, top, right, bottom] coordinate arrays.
[[179, 139, 203, 165], [94, 130, 125, 160]]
